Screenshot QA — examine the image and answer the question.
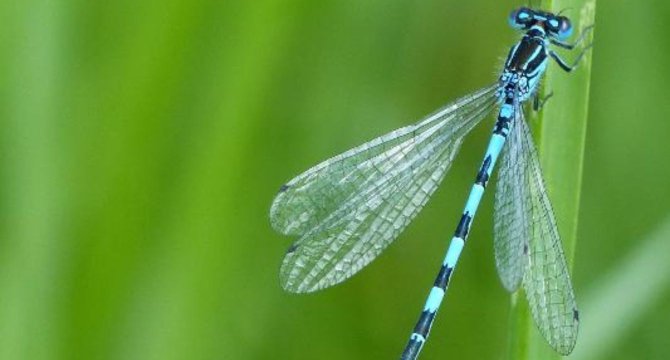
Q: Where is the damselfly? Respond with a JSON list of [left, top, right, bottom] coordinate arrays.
[[270, 7, 593, 359]]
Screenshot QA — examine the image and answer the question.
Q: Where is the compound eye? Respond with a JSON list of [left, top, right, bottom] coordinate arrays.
[[556, 16, 573, 40], [547, 17, 560, 31], [509, 7, 534, 29]]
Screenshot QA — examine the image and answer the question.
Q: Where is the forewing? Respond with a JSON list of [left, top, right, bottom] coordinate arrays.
[[493, 106, 530, 292], [271, 85, 498, 293], [271, 85, 497, 236], [517, 110, 579, 355]]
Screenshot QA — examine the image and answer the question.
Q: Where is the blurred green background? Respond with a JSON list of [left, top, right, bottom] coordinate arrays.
[[1, 0, 669, 359]]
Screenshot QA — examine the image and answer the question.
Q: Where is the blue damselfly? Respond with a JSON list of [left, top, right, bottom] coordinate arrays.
[[270, 7, 593, 359]]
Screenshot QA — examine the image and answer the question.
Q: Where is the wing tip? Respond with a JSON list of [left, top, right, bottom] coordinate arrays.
[[500, 277, 523, 293], [547, 307, 580, 356], [556, 335, 578, 356], [280, 276, 318, 294], [280, 281, 304, 294], [279, 253, 313, 294], [269, 191, 293, 235], [269, 183, 311, 236]]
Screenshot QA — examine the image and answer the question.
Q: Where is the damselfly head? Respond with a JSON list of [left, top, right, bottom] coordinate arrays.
[[508, 8, 573, 40]]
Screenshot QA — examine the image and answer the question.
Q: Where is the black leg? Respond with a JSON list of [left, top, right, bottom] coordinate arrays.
[[533, 91, 554, 111], [550, 25, 595, 50], [549, 43, 593, 73]]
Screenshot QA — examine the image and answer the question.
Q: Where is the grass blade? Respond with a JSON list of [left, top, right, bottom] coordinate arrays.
[[571, 215, 670, 360], [508, 1, 597, 359]]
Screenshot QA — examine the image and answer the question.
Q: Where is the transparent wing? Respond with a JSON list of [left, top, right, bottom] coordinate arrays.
[[270, 85, 498, 293], [515, 108, 579, 355], [493, 104, 530, 292]]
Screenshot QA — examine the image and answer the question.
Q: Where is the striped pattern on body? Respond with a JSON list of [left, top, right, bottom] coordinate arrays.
[[400, 95, 515, 360]]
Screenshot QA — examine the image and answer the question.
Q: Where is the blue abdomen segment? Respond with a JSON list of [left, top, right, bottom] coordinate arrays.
[[401, 103, 514, 360]]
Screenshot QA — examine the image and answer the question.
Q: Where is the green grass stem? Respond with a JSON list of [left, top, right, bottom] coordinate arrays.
[[508, 1, 597, 359]]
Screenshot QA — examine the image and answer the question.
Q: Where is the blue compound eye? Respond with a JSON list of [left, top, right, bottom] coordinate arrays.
[[547, 18, 560, 31], [556, 17, 573, 39], [509, 7, 533, 29]]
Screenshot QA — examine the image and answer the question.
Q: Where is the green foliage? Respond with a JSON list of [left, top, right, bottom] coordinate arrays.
[[572, 216, 670, 360]]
